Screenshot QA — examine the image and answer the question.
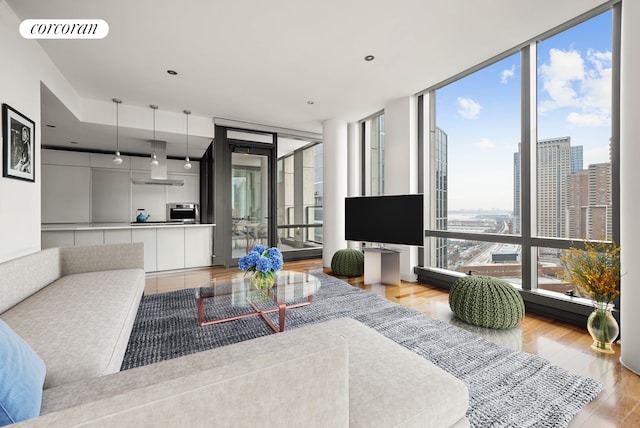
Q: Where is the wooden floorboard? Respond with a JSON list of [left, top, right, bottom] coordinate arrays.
[[144, 259, 640, 427]]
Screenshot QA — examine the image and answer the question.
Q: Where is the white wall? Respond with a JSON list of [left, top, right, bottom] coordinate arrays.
[[620, 0, 640, 376], [383, 96, 419, 281], [322, 119, 347, 267], [81, 98, 213, 140], [347, 122, 361, 250], [384, 96, 418, 195], [0, 3, 80, 262], [347, 122, 360, 198]]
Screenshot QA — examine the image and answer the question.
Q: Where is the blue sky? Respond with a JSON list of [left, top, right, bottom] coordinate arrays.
[[436, 10, 613, 211]]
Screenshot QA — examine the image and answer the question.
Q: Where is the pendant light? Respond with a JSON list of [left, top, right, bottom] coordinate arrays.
[[149, 104, 159, 166], [183, 109, 192, 170], [112, 98, 123, 165]]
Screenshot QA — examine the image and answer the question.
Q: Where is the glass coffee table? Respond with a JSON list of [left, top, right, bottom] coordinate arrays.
[[196, 270, 321, 333]]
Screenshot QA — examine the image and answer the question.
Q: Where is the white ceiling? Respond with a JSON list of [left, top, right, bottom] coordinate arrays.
[[39, 84, 215, 159], [7, 0, 609, 158]]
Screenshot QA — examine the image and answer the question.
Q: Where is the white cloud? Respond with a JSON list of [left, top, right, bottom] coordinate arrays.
[[457, 97, 482, 119], [566, 112, 608, 127], [501, 65, 515, 84], [587, 49, 612, 75], [539, 47, 611, 127], [473, 138, 495, 149], [539, 48, 584, 109]]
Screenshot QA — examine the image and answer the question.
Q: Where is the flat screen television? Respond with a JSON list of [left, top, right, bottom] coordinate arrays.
[[344, 194, 424, 246]]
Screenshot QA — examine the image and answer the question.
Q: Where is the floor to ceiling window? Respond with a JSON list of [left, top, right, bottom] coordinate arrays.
[[276, 137, 323, 255], [534, 11, 615, 295], [420, 4, 619, 306], [432, 53, 521, 274], [361, 112, 385, 196]]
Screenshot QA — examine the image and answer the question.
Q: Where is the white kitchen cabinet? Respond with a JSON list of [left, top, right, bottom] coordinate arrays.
[[185, 226, 213, 268], [42, 149, 201, 226], [104, 229, 132, 244], [156, 227, 185, 271], [92, 169, 131, 222], [42, 224, 214, 273], [41, 231, 74, 249], [166, 173, 200, 205], [74, 230, 104, 246], [130, 156, 152, 172], [41, 164, 91, 223], [132, 228, 157, 272]]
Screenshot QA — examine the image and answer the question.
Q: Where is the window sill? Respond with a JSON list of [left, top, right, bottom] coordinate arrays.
[[413, 266, 617, 328]]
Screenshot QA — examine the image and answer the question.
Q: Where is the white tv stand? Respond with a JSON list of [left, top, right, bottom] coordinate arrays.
[[362, 247, 401, 286]]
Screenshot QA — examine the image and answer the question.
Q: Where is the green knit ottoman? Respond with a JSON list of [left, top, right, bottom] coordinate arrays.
[[331, 249, 364, 277], [448, 275, 525, 329]]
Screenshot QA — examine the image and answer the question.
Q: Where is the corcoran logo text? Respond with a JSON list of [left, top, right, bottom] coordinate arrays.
[[19, 19, 109, 39]]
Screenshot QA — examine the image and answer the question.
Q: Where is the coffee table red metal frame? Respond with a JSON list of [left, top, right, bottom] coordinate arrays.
[[196, 271, 321, 333]]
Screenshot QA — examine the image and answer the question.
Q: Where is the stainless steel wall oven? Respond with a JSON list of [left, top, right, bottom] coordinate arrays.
[[167, 203, 199, 223]]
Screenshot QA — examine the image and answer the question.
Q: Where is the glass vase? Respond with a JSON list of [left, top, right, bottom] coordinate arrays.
[[586, 301, 619, 354], [251, 272, 275, 290]]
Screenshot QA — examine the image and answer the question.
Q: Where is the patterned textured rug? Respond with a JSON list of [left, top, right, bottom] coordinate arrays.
[[122, 273, 602, 427]]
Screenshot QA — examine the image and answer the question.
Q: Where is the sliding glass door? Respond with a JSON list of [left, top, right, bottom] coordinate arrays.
[[231, 150, 270, 259]]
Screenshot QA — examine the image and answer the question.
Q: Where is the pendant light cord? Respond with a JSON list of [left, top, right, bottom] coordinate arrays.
[[185, 110, 190, 156], [112, 98, 123, 164], [148, 105, 159, 166], [183, 110, 192, 170], [116, 102, 119, 151], [152, 106, 156, 152]]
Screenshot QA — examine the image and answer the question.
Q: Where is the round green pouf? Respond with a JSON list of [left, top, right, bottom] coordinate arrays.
[[331, 249, 364, 277], [449, 275, 525, 329]]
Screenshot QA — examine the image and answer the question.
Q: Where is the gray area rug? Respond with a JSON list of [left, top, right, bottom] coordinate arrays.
[[122, 273, 602, 427]]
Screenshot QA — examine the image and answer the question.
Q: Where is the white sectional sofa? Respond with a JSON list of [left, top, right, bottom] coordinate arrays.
[[0, 243, 145, 389], [0, 244, 469, 427]]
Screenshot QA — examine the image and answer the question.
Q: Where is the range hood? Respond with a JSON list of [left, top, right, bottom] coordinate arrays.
[[131, 141, 184, 186]]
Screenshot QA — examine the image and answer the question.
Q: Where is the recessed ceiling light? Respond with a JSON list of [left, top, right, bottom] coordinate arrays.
[[364, 55, 375, 61], [307, 100, 315, 105], [167, 70, 178, 75], [45, 124, 56, 128]]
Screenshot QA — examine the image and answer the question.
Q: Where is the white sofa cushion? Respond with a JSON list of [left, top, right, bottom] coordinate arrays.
[[32, 318, 468, 428], [1, 269, 145, 389], [310, 318, 470, 427], [28, 327, 350, 427], [0, 248, 61, 314], [59, 243, 144, 276]]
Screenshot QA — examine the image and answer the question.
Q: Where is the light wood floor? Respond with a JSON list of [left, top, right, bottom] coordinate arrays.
[[144, 259, 640, 427]]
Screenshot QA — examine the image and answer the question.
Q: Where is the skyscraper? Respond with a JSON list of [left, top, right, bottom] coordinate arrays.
[[513, 137, 583, 238], [536, 137, 575, 237], [587, 162, 612, 240], [513, 151, 521, 234], [570, 146, 584, 174], [435, 127, 448, 268], [567, 163, 612, 240], [567, 170, 589, 238]]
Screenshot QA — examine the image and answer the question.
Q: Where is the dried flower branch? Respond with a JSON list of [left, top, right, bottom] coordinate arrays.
[[561, 239, 621, 304]]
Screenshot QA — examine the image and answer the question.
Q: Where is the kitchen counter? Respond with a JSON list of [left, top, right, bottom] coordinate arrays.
[[42, 222, 215, 231], [41, 223, 216, 272]]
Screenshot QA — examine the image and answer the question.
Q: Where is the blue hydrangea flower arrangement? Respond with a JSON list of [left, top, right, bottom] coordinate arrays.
[[238, 244, 283, 289]]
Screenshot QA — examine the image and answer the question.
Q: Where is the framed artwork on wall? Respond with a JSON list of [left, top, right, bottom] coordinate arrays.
[[2, 103, 35, 182]]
